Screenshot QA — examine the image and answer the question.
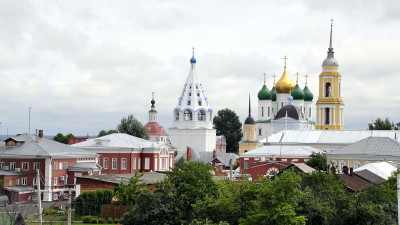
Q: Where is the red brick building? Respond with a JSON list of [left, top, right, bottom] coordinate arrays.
[[240, 145, 322, 180], [0, 132, 100, 202], [216, 136, 227, 153], [72, 133, 177, 174]]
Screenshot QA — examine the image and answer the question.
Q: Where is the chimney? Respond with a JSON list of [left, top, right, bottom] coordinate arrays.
[[213, 149, 217, 158], [350, 167, 353, 176], [186, 146, 192, 161], [39, 130, 44, 138], [342, 166, 349, 174]]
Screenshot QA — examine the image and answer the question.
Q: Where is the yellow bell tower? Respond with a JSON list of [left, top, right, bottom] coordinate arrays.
[[239, 95, 260, 154], [316, 20, 345, 130]]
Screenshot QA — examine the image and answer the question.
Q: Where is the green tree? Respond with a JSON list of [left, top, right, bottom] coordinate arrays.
[[213, 109, 242, 153], [52, 133, 74, 144], [97, 129, 118, 137], [305, 152, 328, 172], [116, 114, 150, 140], [114, 171, 146, 206], [368, 117, 393, 130]]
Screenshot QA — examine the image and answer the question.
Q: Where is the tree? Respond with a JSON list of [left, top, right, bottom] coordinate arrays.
[[213, 109, 242, 154], [116, 114, 150, 140], [305, 152, 328, 172], [53, 133, 74, 144], [97, 129, 118, 137], [368, 117, 394, 130], [114, 171, 146, 206]]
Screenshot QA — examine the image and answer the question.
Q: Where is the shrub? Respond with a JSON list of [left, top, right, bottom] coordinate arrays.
[[44, 209, 57, 215], [82, 216, 92, 223], [98, 218, 105, 224], [91, 218, 98, 224], [107, 217, 113, 224], [113, 218, 119, 224]]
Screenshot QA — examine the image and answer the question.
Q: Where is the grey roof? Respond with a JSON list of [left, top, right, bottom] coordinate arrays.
[[240, 145, 322, 157], [275, 105, 303, 120], [355, 170, 385, 185], [1, 134, 98, 158], [267, 130, 400, 144], [5, 186, 35, 193], [77, 172, 166, 185], [327, 137, 400, 157], [354, 161, 397, 179], [0, 170, 22, 176], [72, 133, 164, 149], [293, 163, 315, 173], [68, 163, 101, 170], [176, 149, 239, 167]]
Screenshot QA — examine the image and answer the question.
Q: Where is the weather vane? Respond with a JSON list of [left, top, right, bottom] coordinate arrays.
[[192, 46, 195, 55]]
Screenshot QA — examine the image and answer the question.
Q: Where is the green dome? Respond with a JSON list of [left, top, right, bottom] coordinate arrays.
[[271, 86, 277, 101], [258, 85, 271, 100], [303, 86, 313, 101], [291, 84, 304, 100]]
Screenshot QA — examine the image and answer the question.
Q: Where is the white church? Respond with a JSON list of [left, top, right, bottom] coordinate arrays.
[[169, 52, 216, 153]]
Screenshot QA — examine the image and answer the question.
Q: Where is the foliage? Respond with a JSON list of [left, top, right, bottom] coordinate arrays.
[[106, 217, 113, 224], [75, 190, 113, 217], [98, 218, 105, 224], [213, 108, 242, 153], [98, 129, 118, 137], [368, 117, 396, 130], [52, 133, 75, 144], [113, 218, 119, 224], [82, 216, 92, 223], [114, 171, 146, 206], [174, 156, 186, 168], [232, 161, 240, 170], [305, 152, 328, 172], [116, 114, 150, 140], [44, 209, 57, 215], [91, 218, 98, 224]]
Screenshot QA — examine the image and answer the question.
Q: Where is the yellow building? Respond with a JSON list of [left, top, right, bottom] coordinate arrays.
[[316, 21, 345, 130], [239, 95, 260, 154]]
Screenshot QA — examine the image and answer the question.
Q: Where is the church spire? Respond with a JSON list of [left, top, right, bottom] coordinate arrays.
[[322, 19, 339, 66], [148, 92, 157, 122], [248, 94, 251, 117]]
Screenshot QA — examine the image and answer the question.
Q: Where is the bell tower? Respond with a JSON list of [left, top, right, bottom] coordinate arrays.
[[315, 20, 345, 130]]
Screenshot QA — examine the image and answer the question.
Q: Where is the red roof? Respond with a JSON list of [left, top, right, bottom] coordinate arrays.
[[144, 122, 168, 135]]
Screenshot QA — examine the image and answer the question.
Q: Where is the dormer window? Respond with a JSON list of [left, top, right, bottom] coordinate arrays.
[[198, 100, 202, 106], [6, 140, 16, 146], [188, 100, 191, 105], [96, 141, 102, 146], [197, 93, 200, 97], [189, 92, 191, 97]]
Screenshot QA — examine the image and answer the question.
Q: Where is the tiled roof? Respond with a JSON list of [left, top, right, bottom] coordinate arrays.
[[1, 133, 98, 158], [72, 133, 164, 149], [328, 137, 400, 157]]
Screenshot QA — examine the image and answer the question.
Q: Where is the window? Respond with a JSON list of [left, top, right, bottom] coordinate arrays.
[[309, 108, 311, 117], [22, 177, 27, 185], [138, 158, 141, 169], [189, 92, 191, 96], [187, 100, 191, 105], [59, 162, 63, 170], [162, 158, 166, 170], [184, 109, 192, 121], [34, 162, 40, 170], [133, 158, 136, 170], [16, 179, 19, 185], [325, 108, 330, 125], [0, 162, 4, 170], [64, 162, 68, 170], [33, 177, 37, 186], [22, 162, 28, 171], [198, 100, 202, 106], [8, 180, 12, 186], [170, 158, 173, 169], [339, 160, 346, 172], [259, 129, 261, 135], [189, 85, 192, 89], [54, 177, 57, 185], [121, 158, 127, 170], [262, 107, 264, 117], [354, 161, 361, 169], [197, 92, 200, 97], [145, 158, 150, 170], [254, 158, 260, 163], [198, 109, 206, 120], [112, 158, 117, 170], [281, 102, 283, 108], [104, 158, 109, 169], [10, 162, 16, 170], [325, 82, 331, 97], [244, 160, 249, 169], [54, 162, 58, 170], [175, 109, 179, 121], [155, 158, 158, 171], [268, 107, 270, 116], [196, 85, 198, 89]]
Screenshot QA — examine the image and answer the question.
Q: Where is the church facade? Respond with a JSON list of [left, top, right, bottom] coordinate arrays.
[[144, 93, 169, 142], [169, 52, 216, 152]]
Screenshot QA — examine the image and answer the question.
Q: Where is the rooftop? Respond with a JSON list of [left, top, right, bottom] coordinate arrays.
[[240, 145, 322, 157], [354, 161, 397, 179], [328, 137, 400, 157], [76, 172, 166, 185]]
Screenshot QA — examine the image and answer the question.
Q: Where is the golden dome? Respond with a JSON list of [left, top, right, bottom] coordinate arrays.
[[275, 67, 295, 93]]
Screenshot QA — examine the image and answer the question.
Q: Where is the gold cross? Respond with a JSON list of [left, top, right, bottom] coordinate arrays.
[[283, 56, 288, 67], [263, 73, 267, 85], [192, 46, 195, 55], [304, 74, 309, 86], [295, 72, 300, 84], [272, 74, 276, 86], [330, 19, 334, 25]]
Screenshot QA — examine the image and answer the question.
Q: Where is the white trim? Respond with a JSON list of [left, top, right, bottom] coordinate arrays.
[[112, 158, 117, 170]]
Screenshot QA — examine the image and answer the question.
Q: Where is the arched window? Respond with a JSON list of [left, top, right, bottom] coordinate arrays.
[[309, 108, 311, 117], [184, 109, 192, 121], [174, 109, 179, 121], [325, 108, 330, 125], [197, 92, 200, 97], [189, 92, 191, 97], [198, 100, 202, 106], [325, 82, 331, 97], [198, 109, 206, 120], [258, 128, 262, 135], [268, 107, 270, 116], [262, 107, 264, 117], [187, 100, 191, 106]]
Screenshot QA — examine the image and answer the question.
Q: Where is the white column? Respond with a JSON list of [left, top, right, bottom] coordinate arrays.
[[333, 107, 335, 125], [339, 108, 342, 125], [43, 158, 53, 201]]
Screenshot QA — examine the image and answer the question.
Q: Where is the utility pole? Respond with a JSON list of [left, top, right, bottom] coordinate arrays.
[[36, 169, 42, 225], [68, 189, 72, 225]]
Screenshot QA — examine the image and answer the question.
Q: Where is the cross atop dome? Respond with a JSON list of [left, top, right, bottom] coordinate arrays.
[[190, 46, 196, 63]]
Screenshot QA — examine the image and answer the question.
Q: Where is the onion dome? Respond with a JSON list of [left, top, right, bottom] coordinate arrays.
[[190, 55, 196, 63], [258, 85, 271, 100], [271, 86, 277, 101], [244, 95, 255, 125], [291, 84, 304, 100], [275, 67, 295, 94], [303, 86, 313, 101]]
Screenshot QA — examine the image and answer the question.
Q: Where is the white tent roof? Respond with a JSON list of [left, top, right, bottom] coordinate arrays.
[[354, 161, 397, 180]]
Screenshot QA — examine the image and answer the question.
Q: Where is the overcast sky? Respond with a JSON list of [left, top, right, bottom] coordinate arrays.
[[0, 0, 399, 136]]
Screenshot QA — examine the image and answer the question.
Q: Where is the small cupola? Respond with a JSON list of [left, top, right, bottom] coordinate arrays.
[[257, 73, 272, 100]]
